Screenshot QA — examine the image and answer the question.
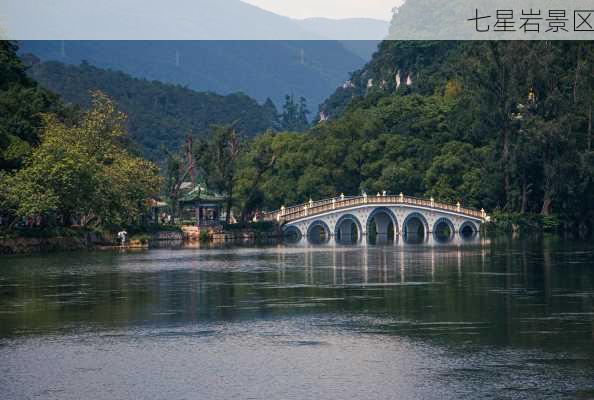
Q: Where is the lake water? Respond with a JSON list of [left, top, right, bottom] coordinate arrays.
[[1, 236, 594, 400]]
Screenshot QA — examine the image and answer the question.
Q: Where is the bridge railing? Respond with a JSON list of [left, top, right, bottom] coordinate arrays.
[[262, 194, 487, 224]]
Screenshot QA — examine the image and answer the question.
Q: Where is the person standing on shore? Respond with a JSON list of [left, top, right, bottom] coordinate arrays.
[[117, 230, 128, 246]]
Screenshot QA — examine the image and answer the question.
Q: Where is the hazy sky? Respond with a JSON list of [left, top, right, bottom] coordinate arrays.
[[242, 0, 403, 21]]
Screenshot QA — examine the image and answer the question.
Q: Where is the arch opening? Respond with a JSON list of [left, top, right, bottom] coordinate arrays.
[[403, 213, 428, 244], [433, 218, 455, 243], [335, 215, 362, 244], [283, 226, 302, 244], [367, 208, 397, 245], [307, 221, 331, 244], [460, 222, 478, 240]]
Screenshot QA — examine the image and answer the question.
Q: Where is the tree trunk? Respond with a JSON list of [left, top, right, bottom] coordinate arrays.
[[225, 185, 233, 224], [520, 174, 528, 213], [541, 195, 552, 216], [573, 43, 582, 105], [588, 99, 592, 151], [502, 123, 511, 208]]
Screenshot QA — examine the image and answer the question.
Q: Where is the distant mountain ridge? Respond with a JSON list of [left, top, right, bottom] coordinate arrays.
[[296, 18, 388, 40], [4, 0, 389, 40], [20, 40, 369, 110], [15, 0, 387, 109]]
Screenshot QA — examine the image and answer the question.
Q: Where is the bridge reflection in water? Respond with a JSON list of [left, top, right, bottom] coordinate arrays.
[[267, 194, 485, 245], [274, 236, 490, 288]]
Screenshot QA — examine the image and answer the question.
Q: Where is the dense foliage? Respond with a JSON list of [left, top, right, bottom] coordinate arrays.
[[233, 41, 594, 232], [27, 60, 280, 160], [0, 42, 69, 171], [2, 92, 163, 227]]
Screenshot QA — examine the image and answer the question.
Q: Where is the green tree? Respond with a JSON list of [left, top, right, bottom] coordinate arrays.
[[0, 41, 67, 171], [195, 124, 243, 223], [281, 94, 309, 131], [5, 91, 162, 226], [235, 130, 278, 221]]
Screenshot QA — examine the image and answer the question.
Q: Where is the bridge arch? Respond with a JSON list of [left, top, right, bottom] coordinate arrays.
[[403, 212, 429, 243], [282, 225, 303, 243], [367, 207, 398, 244], [334, 214, 363, 244], [433, 217, 455, 243], [459, 221, 478, 240], [307, 220, 331, 244]]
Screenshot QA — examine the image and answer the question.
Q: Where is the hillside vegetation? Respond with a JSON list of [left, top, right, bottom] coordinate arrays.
[[27, 60, 280, 160], [234, 41, 594, 232]]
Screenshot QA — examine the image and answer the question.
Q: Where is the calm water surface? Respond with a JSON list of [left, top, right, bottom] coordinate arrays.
[[1, 237, 594, 399]]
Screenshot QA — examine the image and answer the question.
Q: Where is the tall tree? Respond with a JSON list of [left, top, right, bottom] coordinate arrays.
[[281, 94, 309, 131], [195, 124, 243, 224]]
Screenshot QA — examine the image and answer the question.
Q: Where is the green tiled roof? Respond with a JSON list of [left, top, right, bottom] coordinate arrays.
[[179, 184, 225, 203]]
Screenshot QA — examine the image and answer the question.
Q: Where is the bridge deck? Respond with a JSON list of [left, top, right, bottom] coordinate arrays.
[[263, 195, 486, 224]]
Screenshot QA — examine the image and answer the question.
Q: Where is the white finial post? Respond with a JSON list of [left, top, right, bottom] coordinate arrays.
[[399, 192, 404, 202], [363, 191, 368, 203], [304, 205, 308, 216], [377, 192, 381, 197], [456, 202, 461, 212], [332, 198, 336, 209], [340, 193, 345, 200], [382, 190, 387, 196], [309, 198, 313, 207], [430, 197, 435, 207]]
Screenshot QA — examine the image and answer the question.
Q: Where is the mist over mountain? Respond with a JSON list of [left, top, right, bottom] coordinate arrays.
[[13, 0, 389, 109], [296, 18, 388, 60], [4, 0, 320, 40]]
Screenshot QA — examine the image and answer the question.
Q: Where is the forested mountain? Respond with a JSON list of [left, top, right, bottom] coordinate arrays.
[[19, 40, 367, 110], [27, 60, 279, 160], [319, 41, 458, 120], [236, 41, 594, 231]]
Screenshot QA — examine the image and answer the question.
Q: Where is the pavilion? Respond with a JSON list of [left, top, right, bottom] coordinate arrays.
[[178, 184, 226, 226]]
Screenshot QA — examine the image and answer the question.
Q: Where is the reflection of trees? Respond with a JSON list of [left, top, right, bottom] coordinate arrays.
[[1, 240, 593, 351]]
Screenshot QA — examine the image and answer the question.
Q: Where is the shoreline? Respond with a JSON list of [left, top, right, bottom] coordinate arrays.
[[0, 226, 282, 255]]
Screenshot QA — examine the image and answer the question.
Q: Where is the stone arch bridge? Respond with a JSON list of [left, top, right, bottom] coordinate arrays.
[[263, 194, 488, 245]]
